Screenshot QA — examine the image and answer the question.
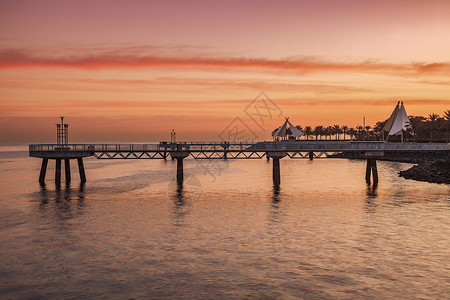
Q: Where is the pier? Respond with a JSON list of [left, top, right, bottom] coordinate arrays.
[[29, 141, 449, 186]]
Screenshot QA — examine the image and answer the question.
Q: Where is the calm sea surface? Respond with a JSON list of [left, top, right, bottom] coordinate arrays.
[[0, 147, 449, 299]]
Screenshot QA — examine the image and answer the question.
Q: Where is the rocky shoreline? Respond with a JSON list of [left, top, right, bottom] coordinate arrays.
[[329, 152, 450, 184], [399, 158, 450, 184]]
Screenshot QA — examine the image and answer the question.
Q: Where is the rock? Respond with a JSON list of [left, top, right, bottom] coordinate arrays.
[[399, 158, 450, 184]]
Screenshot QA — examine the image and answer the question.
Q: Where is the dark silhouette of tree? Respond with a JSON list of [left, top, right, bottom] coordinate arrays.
[[314, 126, 324, 140], [271, 110, 449, 142], [342, 125, 349, 140], [445, 110, 450, 142], [304, 126, 313, 140], [356, 125, 364, 139], [364, 126, 371, 140], [333, 125, 341, 140], [373, 120, 386, 140], [445, 110, 450, 120], [427, 113, 439, 142], [348, 128, 357, 140], [325, 126, 332, 140]]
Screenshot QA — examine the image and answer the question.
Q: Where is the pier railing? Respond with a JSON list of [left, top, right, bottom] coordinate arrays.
[[29, 141, 450, 153]]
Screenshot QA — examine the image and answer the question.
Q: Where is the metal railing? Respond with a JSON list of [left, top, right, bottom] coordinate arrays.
[[29, 141, 450, 153]]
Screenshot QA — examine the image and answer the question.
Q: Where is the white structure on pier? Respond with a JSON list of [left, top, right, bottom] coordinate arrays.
[[272, 118, 304, 140], [383, 101, 411, 141]]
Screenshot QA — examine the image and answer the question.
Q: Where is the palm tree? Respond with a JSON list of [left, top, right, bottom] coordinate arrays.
[[329, 127, 335, 140], [356, 125, 364, 140], [326, 126, 333, 140], [304, 126, 312, 140], [444, 110, 450, 142], [342, 125, 349, 140], [333, 125, 341, 140], [428, 113, 439, 142], [349, 128, 357, 140], [373, 121, 386, 141], [364, 126, 372, 140], [314, 126, 324, 140]]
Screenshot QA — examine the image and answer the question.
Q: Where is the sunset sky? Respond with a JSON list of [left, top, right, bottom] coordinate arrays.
[[1, 0, 450, 142]]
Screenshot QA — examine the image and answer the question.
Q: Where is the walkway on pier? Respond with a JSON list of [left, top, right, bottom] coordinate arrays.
[[29, 141, 449, 186]]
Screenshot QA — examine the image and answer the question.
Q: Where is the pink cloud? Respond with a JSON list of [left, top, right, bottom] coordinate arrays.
[[1, 48, 450, 77]]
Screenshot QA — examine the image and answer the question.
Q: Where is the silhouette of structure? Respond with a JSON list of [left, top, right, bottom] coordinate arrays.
[[30, 141, 449, 186], [35, 117, 90, 186], [30, 117, 449, 186]]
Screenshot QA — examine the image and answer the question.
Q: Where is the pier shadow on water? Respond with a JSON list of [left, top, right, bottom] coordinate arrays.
[[38, 183, 86, 220], [365, 183, 378, 213]]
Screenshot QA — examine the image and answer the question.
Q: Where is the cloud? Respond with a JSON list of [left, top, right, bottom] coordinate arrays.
[[1, 48, 450, 77], [0, 75, 372, 95]]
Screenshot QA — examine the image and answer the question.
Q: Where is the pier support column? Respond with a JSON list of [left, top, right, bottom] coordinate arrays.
[[171, 152, 189, 186], [65, 159, 71, 184], [77, 158, 86, 183], [55, 159, 62, 185], [39, 158, 48, 184], [176, 158, 184, 185], [273, 158, 281, 185], [266, 153, 270, 161], [365, 159, 372, 183], [365, 159, 378, 185], [309, 151, 314, 160], [364, 152, 383, 185], [371, 159, 378, 184], [267, 152, 287, 186]]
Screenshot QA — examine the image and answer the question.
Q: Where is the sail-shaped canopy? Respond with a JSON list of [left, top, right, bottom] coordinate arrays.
[[383, 101, 400, 134], [388, 102, 410, 136], [272, 118, 304, 139], [287, 120, 304, 138]]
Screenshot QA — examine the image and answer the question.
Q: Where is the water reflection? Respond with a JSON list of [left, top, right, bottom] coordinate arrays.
[[38, 183, 86, 220], [268, 184, 282, 225], [365, 183, 378, 213], [272, 184, 281, 203], [366, 183, 378, 198], [169, 184, 188, 225]]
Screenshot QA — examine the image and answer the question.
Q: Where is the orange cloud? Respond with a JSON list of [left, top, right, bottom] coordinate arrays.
[[1, 48, 450, 77]]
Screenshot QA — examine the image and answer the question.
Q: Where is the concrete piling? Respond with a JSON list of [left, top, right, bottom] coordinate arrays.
[[65, 159, 71, 184], [77, 158, 86, 183], [273, 158, 280, 185], [171, 151, 189, 186], [267, 152, 286, 185], [55, 159, 62, 185], [365, 158, 378, 184], [39, 158, 48, 184], [176, 158, 183, 185]]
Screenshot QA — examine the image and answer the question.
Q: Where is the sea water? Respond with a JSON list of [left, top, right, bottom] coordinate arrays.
[[0, 147, 449, 298]]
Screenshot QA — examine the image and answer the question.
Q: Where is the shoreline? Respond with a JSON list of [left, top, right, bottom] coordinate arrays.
[[329, 152, 450, 184]]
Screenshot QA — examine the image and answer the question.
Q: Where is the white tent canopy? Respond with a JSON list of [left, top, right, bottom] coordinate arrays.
[[273, 118, 304, 139], [383, 101, 411, 141], [382, 101, 400, 134]]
